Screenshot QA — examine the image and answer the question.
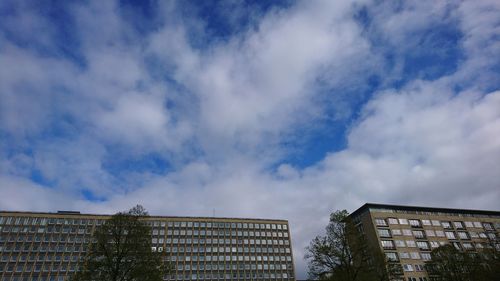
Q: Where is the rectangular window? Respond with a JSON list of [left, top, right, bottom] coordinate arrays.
[[454, 221, 464, 229], [375, 219, 387, 226], [445, 231, 456, 239], [458, 232, 469, 239], [416, 241, 429, 250], [422, 220, 431, 226], [473, 222, 482, 228], [431, 220, 440, 226], [399, 252, 410, 259], [386, 252, 398, 261], [462, 242, 474, 250], [378, 229, 391, 237], [435, 230, 445, 237], [388, 218, 399, 225], [402, 264, 413, 272], [399, 219, 408, 225], [413, 230, 425, 238], [441, 221, 452, 229], [402, 229, 413, 236], [465, 221, 474, 228], [381, 240, 394, 249], [421, 253, 432, 260], [483, 223, 494, 230], [425, 230, 435, 237], [409, 219, 421, 227], [395, 240, 406, 247], [392, 229, 402, 236], [410, 252, 420, 259], [406, 240, 416, 247], [430, 241, 440, 248]]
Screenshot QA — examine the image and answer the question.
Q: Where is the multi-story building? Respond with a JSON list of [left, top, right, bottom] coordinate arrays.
[[348, 203, 500, 281], [0, 211, 295, 281]]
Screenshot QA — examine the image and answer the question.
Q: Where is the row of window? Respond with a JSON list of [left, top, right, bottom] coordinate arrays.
[[163, 255, 293, 262], [375, 218, 497, 231], [152, 230, 289, 237], [383, 240, 487, 252], [378, 228, 496, 240], [386, 251, 431, 261], [155, 247, 291, 255], [151, 238, 290, 245], [175, 263, 290, 271], [402, 264, 425, 272], [164, 272, 292, 280], [1, 255, 81, 262], [0, 217, 288, 232]]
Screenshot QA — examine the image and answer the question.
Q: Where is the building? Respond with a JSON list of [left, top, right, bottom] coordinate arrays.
[[0, 211, 296, 281], [348, 203, 500, 281]]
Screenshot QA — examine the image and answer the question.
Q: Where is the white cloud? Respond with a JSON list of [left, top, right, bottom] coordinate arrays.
[[1, 0, 499, 279]]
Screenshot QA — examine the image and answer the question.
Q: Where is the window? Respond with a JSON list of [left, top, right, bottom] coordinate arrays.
[[402, 229, 413, 236], [395, 240, 406, 247], [445, 231, 456, 239], [469, 231, 479, 238], [388, 218, 399, 225], [431, 220, 440, 226], [402, 264, 413, 272], [463, 242, 474, 250], [399, 252, 410, 259], [386, 252, 398, 261], [416, 241, 429, 250], [378, 229, 391, 237], [410, 252, 420, 259], [413, 230, 425, 238], [436, 230, 445, 237], [409, 219, 421, 227], [381, 240, 394, 249], [454, 221, 464, 229], [473, 221, 482, 228], [375, 219, 387, 226], [458, 232, 469, 239], [392, 229, 402, 236], [441, 221, 452, 229], [422, 219, 431, 226], [399, 219, 408, 225], [406, 240, 416, 247], [465, 221, 474, 228], [421, 253, 432, 261], [430, 241, 440, 248], [483, 222, 494, 231], [415, 264, 425, 271], [425, 230, 435, 237]]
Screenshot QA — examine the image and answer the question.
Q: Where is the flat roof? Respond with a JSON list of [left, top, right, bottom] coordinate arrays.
[[349, 203, 500, 218], [0, 210, 288, 223]]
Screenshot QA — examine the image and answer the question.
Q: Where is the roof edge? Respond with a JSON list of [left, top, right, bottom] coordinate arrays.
[[349, 202, 500, 218], [0, 210, 288, 222]]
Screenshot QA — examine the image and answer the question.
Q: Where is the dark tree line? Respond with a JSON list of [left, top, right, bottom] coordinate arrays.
[[304, 210, 402, 281], [425, 242, 500, 281], [72, 205, 168, 281]]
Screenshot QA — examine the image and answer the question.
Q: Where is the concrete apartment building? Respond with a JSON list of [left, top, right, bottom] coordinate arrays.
[[0, 211, 296, 281], [348, 203, 500, 281]]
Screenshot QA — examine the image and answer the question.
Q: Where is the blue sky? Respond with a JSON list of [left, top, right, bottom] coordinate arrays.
[[1, 0, 500, 278]]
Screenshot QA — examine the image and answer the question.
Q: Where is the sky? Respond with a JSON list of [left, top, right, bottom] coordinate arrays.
[[1, 0, 500, 278]]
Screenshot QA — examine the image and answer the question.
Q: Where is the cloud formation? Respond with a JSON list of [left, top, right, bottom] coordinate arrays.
[[1, 0, 499, 278]]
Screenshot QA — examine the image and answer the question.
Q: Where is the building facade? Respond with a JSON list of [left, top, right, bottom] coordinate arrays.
[[348, 203, 500, 281], [0, 211, 295, 281]]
